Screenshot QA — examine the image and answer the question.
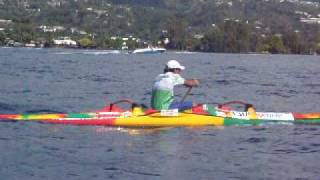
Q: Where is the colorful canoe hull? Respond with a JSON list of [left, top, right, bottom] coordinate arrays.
[[1, 111, 320, 127], [1, 103, 320, 127]]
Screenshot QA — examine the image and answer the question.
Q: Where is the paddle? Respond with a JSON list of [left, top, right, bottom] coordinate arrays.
[[179, 86, 192, 106]]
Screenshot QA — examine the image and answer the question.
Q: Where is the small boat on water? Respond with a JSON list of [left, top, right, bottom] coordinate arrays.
[[132, 47, 166, 54], [0, 99, 319, 127]]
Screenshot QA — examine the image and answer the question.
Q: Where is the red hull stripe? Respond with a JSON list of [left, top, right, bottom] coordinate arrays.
[[0, 114, 20, 119]]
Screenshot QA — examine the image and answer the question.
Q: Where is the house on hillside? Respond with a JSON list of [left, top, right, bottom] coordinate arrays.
[[53, 37, 77, 47], [38, 25, 65, 33], [300, 18, 320, 24]]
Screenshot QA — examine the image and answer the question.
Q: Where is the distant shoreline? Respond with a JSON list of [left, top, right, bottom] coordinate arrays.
[[1, 46, 318, 56]]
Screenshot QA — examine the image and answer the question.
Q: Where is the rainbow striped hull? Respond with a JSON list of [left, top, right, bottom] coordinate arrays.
[[1, 110, 320, 127]]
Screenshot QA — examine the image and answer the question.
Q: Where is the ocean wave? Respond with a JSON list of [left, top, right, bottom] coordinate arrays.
[[53, 50, 121, 55]]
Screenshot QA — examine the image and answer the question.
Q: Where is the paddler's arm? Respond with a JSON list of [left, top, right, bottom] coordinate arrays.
[[184, 79, 200, 87]]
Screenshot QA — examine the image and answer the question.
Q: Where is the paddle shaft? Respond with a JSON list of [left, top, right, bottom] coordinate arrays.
[[180, 86, 192, 105]]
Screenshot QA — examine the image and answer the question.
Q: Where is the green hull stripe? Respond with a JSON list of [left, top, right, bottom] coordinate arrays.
[[223, 118, 320, 126], [66, 113, 94, 118]]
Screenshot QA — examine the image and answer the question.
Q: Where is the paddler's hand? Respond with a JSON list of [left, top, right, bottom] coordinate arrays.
[[185, 79, 200, 87], [193, 79, 200, 86]]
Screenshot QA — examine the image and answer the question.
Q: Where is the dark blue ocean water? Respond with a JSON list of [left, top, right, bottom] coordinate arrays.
[[0, 47, 320, 179]]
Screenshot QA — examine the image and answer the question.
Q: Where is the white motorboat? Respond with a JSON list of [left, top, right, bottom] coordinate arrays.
[[132, 47, 166, 54]]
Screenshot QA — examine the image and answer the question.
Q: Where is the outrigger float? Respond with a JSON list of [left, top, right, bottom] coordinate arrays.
[[0, 100, 319, 127]]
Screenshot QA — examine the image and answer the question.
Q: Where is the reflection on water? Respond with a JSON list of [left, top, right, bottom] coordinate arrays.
[[94, 127, 173, 135]]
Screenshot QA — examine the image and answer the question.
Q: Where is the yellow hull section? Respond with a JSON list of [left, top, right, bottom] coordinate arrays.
[[114, 112, 224, 127]]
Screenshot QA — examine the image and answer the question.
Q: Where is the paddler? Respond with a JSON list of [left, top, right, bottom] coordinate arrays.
[[151, 60, 200, 110]]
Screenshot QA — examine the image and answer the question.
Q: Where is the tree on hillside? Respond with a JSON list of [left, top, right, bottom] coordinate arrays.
[[166, 17, 188, 50], [0, 32, 5, 45], [201, 27, 224, 52], [78, 37, 96, 48], [222, 21, 238, 53], [236, 22, 251, 53], [283, 31, 307, 54], [316, 31, 320, 54], [9, 23, 36, 43], [260, 35, 287, 54], [222, 21, 251, 53]]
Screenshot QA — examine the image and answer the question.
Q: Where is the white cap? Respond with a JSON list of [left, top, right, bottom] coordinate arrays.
[[166, 60, 185, 70]]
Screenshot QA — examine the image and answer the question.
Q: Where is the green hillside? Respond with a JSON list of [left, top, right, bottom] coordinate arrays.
[[0, 0, 319, 54]]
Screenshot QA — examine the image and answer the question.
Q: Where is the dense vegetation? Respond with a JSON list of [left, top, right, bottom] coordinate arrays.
[[0, 0, 319, 54]]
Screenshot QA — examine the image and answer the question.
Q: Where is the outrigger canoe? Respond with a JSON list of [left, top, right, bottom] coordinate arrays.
[[0, 100, 320, 127]]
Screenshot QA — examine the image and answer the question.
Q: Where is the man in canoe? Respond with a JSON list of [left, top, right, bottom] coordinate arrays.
[[151, 60, 200, 110]]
